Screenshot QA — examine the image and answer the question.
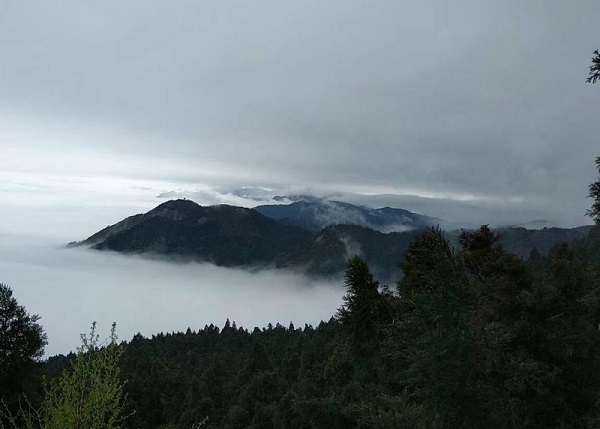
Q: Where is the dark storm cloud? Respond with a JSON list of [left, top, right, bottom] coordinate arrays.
[[1, 0, 599, 226]]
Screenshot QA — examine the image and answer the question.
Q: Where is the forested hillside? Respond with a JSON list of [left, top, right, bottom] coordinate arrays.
[[36, 222, 600, 429]]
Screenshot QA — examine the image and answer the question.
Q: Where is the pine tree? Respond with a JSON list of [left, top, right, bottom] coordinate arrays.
[[0, 283, 47, 420], [337, 256, 389, 361], [587, 156, 600, 225], [391, 228, 471, 428], [587, 49, 600, 84]]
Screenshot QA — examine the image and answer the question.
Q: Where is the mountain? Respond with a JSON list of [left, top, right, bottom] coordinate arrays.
[[276, 224, 592, 282], [255, 200, 440, 233], [76, 199, 312, 267], [276, 224, 422, 282], [74, 199, 595, 282], [494, 226, 593, 257], [500, 220, 558, 230]]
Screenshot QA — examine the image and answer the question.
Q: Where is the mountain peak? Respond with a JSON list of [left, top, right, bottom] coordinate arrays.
[[146, 199, 202, 221], [154, 198, 200, 210]]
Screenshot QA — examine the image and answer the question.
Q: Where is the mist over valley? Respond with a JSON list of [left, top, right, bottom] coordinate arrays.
[[0, 232, 344, 357]]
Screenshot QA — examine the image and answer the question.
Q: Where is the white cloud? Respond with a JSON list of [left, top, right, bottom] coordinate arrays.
[[0, 235, 344, 356]]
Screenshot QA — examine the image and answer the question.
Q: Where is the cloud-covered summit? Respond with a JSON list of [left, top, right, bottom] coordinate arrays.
[[255, 200, 440, 233]]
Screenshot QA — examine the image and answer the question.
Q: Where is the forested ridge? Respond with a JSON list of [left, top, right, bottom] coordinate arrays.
[[72, 197, 592, 284]]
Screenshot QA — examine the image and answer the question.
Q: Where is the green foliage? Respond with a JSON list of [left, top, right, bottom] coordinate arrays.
[[587, 156, 600, 225], [389, 225, 600, 428], [519, 245, 600, 427], [457, 226, 535, 427], [0, 283, 47, 421], [64, 317, 376, 428], [2, 323, 130, 429], [40, 322, 129, 429], [400, 226, 464, 298], [394, 227, 472, 427], [353, 395, 432, 429], [338, 256, 390, 360], [587, 49, 600, 84]]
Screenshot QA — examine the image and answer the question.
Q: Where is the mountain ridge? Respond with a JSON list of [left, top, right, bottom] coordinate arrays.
[[72, 199, 594, 282], [255, 199, 440, 233]]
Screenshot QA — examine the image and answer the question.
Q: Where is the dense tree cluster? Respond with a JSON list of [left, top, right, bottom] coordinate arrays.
[[0, 283, 46, 423], [47, 318, 356, 429], [35, 225, 600, 428], [2, 323, 128, 429]]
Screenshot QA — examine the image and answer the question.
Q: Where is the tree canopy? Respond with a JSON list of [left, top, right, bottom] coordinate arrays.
[[587, 156, 600, 224], [0, 283, 47, 417], [587, 49, 600, 84], [586, 49, 600, 224]]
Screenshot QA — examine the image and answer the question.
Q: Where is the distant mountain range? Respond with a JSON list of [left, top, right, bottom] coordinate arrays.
[[72, 199, 593, 283], [500, 220, 559, 230]]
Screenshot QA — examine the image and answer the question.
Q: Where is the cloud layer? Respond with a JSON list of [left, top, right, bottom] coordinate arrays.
[[1, 1, 599, 226], [0, 235, 343, 356]]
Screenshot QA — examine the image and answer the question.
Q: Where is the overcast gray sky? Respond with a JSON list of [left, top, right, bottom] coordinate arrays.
[[1, 0, 599, 228]]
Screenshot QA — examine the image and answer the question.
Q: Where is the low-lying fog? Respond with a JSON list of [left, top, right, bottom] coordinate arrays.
[[0, 222, 344, 357]]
